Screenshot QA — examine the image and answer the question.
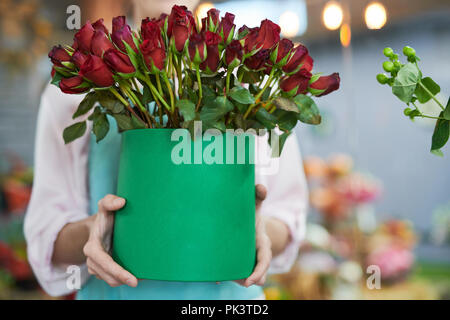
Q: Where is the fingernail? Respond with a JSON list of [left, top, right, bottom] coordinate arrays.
[[126, 278, 135, 286], [114, 198, 125, 206]]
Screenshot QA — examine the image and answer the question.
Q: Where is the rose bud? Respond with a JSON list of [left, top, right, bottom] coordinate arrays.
[[141, 19, 164, 48], [92, 18, 109, 34], [59, 75, 89, 94], [91, 30, 114, 57], [309, 73, 340, 97], [244, 49, 270, 71], [271, 38, 294, 66], [218, 12, 235, 44], [244, 19, 280, 52], [188, 33, 207, 65], [80, 55, 115, 87], [280, 69, 312, 96], [168, 5, 196, 52], [111, 16, 137, 52], [73, 22, 95, 53], [48, 45, 71, 67], [104, 48, 135, 74], [200, 31, 222, 73], [225, 39, 243, 69], [71, 50, 88, 69], [282, 44, 313, 74], [140, 39, 166, 72], [203, 8, 220, 31], [153, 13, 168, 30]]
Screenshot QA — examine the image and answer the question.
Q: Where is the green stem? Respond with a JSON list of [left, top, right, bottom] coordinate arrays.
[[162, 73, 175, 112], [195, 64, 202, 112], [141, 73, 171, 111], [109, 87, 143, 122], [176, 55, 184, 97], [412, 101, 445, 120], [226, 69, 232, 94], [244, 69, 276, 119], [418, 81, 445, 111]]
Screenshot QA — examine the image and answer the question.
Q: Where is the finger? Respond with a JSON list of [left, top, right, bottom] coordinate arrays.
[[88, 257, 123, 287], [244, 239, 271, 287], [98, 194, 126, 213], [255, 185, 267, 210], [92, 245, 138, 287]]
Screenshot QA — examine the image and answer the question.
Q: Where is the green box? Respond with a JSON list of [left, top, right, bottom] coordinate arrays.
[[112, 129, 256, 281]]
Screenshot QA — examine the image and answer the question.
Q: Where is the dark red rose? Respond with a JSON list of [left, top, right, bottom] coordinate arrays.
[[153, 13, 168, 30], [225, 39, 243, 67], [280, 69, 312, 95], [80, 55, 114, 87], [51, 67, 56, 78], [73, 22, 95, 53], [48, 45, 71, 67], [202, 8, 220, 31], [244, 19, 280, 52], [218, 12, 235, 43], [275, 38, 294, 64], [104, 48, 135, 74], [188, 33, 206, 64], [112, 16, 126, 33], [59, 75, 89, 94], [200, 31, 222, 73], [92, 18, 109, 34], [244, 49, 270, 70], [309, 73, 340, 97], [91, 30, 114, 57], [111, 16, 137, 52], [140, 39, 166, 72], [141, 19, 164, 49], [282, 44, 313, 74], [168, 5, 195, 52], [71, 50, 88, 69]]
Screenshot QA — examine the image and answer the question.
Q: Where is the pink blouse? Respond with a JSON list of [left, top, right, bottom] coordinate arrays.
[[24, 84, 309, 296]]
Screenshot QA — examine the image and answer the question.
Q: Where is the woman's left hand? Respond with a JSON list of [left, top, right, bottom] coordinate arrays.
[[235, 184, 272, 287]]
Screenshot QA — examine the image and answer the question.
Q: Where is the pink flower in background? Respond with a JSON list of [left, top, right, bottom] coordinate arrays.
[[366, 246, 414, 281]]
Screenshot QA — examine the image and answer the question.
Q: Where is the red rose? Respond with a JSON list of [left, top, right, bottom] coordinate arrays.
[[73, 22, 95, 53], [71, 50, 88, 69], [141, 19, 164, 49], [153, 13, 168, 30], [80, 55, 114, 87], [188, 33, 206, 65], [244, 49, 270, 70], [104, 48, 135, 74], [280, 69, 312, 96], [168, 5, 196, 52], [218, 12, 235, 43], [309, 73, 340, 97], [92, 18, 109, 34], [202, 8, 220, 31], [140, 39, 166, 72], [59, 75, 89, 94], [225, 39, 242, 67], [200, 31, 222, 73], [48, 45, 71, 67], [91, 30, 114, 57], [244, 19, 280, 52], [111, 16, 137, 52], [274, 38, 293, 65], [282, 44, 313, 74]]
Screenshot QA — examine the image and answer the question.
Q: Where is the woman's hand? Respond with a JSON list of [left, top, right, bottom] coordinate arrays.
[[83, 194, 138, 288], [235, 184, 272, 287]]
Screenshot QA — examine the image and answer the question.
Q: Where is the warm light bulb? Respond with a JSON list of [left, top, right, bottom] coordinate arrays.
[[365, 2, 387, 30], [340, 23, 351, 47], [195, 2, 215, 22], [279, 11, 300, 38], [322, 1, 343, 30]]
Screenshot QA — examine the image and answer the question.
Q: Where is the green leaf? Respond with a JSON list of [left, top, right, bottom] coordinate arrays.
[[274, 110, 299, 131], [97, 91, 125, 113], [431, 111, 449, 155], [415, 77, 441, 104], [237, 66, 261, 84], [112, 114, 146, 132], [443, 97, 450, 121], [176, 99, 196, 121], [92, 112, 110, 142], [269, 131, 291, 157], [228, 86, 255, 105], [142, 83, 153, 104], [392, 63, 421, 103], [63, 121, 87, 144], [122, 40, 139, 70], [294, 94, 321, 125], [255, 107, 277, 129], [273, 97, 299, 113], [51, 71, 63, 86], [73, 91, 97, 119], [200, 95, 233, 127], [201, 85, 217, 106]]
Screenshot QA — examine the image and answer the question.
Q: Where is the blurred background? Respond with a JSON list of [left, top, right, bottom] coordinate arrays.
[[0, 0, 449, 299]]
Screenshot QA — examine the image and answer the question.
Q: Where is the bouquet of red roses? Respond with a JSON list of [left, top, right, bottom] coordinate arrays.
[[48, 5, 340, 152]]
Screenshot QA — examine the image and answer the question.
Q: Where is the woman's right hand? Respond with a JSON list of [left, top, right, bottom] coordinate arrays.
[[83, 194, 138, 287]]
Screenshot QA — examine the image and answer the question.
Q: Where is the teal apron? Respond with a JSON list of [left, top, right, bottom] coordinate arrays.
[[76, 118, 264, 300]]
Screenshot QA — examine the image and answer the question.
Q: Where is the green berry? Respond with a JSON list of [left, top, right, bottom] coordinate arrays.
[[383, 61, 394, 72], [403, 46, 416, 57], [391, 54, 399, 61], [383, 47, 394, 57], [394, 61, 402, 69], [403, 108, 412, 116], [376, 73, 389, 84]]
